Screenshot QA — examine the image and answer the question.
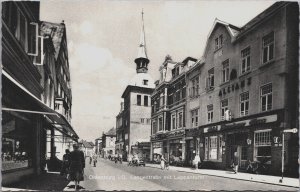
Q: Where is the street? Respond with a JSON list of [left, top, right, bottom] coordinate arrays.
[[65, 158, 297, 191]]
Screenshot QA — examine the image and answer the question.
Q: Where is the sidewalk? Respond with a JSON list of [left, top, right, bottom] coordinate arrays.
[[2, 172, 70, 191], [146, 163, 299, 188]]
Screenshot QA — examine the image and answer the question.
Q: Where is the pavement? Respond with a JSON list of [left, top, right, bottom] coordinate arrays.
[[145, 163, 299, 188], [2, 158, 299, 191]]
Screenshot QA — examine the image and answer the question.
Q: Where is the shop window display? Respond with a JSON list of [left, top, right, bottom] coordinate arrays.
[[2, 112, 34, 171]]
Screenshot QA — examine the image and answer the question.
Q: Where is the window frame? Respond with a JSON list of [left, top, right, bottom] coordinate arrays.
[[222, 59, 230, 83], [207, 104, 213, 123], [137, 94, 141, 106], [240, 91, 249, 116], [262, 31, 275, 64], [241, 46, 251, 74], [260, 83, 272, 112], [220, 99, 228, 121]]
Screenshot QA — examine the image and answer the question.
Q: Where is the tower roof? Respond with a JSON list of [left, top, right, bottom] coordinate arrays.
[[136, 10, 148, 59], [134, 10, 149, 73]]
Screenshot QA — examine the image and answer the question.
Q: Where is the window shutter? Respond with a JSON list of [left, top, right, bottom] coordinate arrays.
[[33, 36, 44, 65]]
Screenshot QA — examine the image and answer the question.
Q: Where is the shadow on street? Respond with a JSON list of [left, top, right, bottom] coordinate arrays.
[[5, 172, 70, 191]]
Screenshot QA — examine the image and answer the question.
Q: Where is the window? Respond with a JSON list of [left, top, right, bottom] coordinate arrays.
[[178, 112, 183, 128], [209, 136, 218, 160], [152, 120, 157, 134], [254, 130, 271, 161], [241, 47, 251, 74], [146, 118, 150, 124], [262, 32, 274, 63], [141, 118, 144, 124], [2, 112, 34, 171], [137, 95, 141, 106], [33, 36, 44, 65], [215, 34, 223, 50], [144, 96, 148, 106], [159, 93, 164, 108], [171, 113, 176, 130], [261, 83, 272, 112], [158, 117, 163, 131], [222, 59, 229, 83], [206, 68, 214, 90], [240, 92, 249, 116], [220, 99, 228, 121], [143, 79, 148, 85], [205, 135, 223, 161], [190, 76, 199, 97], [207, 104, 213, 123], [16, 9, 28, 51], [191, 109, 199, 127], [27, 22, 38, 56]]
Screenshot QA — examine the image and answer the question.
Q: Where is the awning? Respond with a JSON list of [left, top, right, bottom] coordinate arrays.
[[2, 69, 78, 141]]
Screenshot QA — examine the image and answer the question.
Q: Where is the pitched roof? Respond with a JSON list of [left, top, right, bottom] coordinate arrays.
[[40, 21, 66, 59], [105, 127, 116, 136], [82, 140, 94, 148]]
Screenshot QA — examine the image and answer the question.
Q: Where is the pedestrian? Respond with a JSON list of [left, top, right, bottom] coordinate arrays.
[[119, 153, 123, 164], [232, 151, 239, 174], [128, 154, 133, 166], [160, 155, 166, 170], [69, 144, 85, 190], [60, 149, 70, 177], [193, 154, 201, 170], [92, 153, 97, 167], [89, 156, 92, 165]]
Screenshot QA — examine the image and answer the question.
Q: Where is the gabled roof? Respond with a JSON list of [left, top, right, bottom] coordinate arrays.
[[202, 18, 241, 57], [82, 140, 94, 148], [40, 21, 66, 60], [104, 127, 116, 136]]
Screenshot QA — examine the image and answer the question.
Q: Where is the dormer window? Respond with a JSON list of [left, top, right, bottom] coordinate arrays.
[[143, 79, 148, 85], [215, 34, 223, 50]]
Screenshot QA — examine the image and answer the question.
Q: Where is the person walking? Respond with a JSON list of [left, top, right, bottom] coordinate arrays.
[[69, 144, 85, 190], [160, 155, 166, 170], [232, 151, 239, 174], [60, 149, 70, 177], [193, 154, 201, 170], [92, 153, 97, 167]]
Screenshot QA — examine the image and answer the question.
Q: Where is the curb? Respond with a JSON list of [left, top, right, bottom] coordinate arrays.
[[145, 164, 299, 188]]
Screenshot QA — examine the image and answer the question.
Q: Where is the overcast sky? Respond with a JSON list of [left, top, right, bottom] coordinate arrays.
[[40, 0, 276, 141]]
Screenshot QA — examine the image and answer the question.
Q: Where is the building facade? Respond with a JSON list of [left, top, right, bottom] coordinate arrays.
[[185, 2, 298, 177], [101, 128, 116, 158], [2, 2, 78, 185], [150, 56, 197, 165]]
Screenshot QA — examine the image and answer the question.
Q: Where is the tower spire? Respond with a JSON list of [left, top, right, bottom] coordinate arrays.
[[135, 9, 149, 73]]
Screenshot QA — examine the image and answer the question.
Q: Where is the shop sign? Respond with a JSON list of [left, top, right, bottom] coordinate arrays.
[[186, 129, 199, 137], [221, 122, 246, 130], [249, 118, 266, 125], [170, 139, 181, 144], [168, 130, 185, 138], [207, 125, 219, 132], [153, 142, 163, 148]]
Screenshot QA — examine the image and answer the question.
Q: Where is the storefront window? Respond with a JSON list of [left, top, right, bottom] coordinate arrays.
[[254, 130, 271, 161], [169, 139, 182, 164], [2, 112, 34, 172], [205, 135, 223, 161]]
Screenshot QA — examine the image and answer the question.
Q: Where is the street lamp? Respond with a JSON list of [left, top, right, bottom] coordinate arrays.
[[279, 128, 298, 183]]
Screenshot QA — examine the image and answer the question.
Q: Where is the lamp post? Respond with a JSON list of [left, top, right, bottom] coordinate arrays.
[[279, 128, 298, 183]]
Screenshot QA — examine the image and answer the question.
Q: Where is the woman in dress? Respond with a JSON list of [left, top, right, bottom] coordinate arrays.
[[69, 144, 85, 190], [160, 155, 166, 170]]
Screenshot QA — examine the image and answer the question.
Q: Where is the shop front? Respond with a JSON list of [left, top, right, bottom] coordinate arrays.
[[152, 141, 163, 163], [185, 128, 200, 167], [2, 72, 78, 185], [169, 139, 183, 166]]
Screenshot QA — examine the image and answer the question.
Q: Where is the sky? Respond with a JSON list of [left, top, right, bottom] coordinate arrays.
[[40, 0, 276, 142]]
